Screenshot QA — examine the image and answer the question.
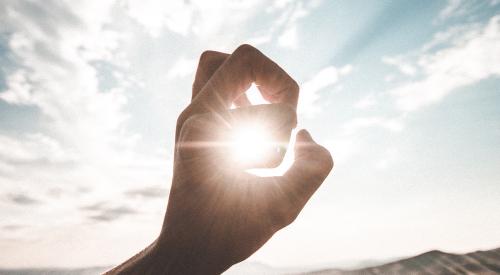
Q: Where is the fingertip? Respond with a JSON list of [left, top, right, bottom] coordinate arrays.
[[296, 129, 314, 143]]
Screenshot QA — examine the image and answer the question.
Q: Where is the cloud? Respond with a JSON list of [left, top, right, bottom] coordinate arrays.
[[299, 64, 352, 117], [124, 0, 192, 37], [325, 138, 362, 164], [275, 0, 322, 49], [437, 0, 500, 22], [382, 56, 416, 76], [7, 193, 40, 205], [123, 0, 269, 38], [0, 1, 131, 161], [81, 202, 137, 222], [438, 0, 465, 21], [167, 57, 197, 79], [125, 185, 168, 198], [342, 116, 404, 135], [278, 25, 299, 49], [122, 0, 322, 50], [2, 225, 26, 231], [389, 15, 500, 111], [0, 133, 74, 165]]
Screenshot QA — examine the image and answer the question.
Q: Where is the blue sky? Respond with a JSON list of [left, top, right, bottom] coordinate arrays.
[[0, 0, 500, 269]]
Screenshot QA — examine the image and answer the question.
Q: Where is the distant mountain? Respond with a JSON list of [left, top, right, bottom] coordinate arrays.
[[224, 261, 308, 275], [0, 266, 109, 275], [1, 248, 499, 275], [299, 247, 500, 275]]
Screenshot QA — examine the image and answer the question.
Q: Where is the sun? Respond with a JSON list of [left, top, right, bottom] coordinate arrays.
[[229, 124, 273, 165]]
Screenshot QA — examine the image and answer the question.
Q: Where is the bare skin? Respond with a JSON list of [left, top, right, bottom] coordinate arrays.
[[105, 44, 333, 275]]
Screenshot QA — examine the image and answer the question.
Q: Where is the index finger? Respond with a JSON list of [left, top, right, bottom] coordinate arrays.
[[193, 44, 299, 114]]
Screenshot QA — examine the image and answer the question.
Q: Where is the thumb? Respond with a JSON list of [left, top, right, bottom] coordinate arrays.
[[268, 129, 333, 228], [294, 130, 333, 173], [294, 129, 318, 160], [281, 129, 333, 204]]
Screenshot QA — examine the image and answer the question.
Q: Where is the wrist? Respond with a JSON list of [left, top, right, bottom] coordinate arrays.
[[105, 240, 164, 275], [154, 234, 229, 275]]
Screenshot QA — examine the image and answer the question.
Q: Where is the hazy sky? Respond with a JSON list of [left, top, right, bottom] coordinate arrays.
[[1, 0, 500, 269]]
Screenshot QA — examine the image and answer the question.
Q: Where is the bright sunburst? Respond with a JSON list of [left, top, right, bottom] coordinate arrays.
[[230, 124, 272, 164]]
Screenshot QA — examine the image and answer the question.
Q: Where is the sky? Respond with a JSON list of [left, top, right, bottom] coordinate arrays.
[[0, 0, 500, 270]]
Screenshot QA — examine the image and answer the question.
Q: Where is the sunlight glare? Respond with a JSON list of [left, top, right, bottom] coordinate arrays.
[[230, 124, 272, 164]]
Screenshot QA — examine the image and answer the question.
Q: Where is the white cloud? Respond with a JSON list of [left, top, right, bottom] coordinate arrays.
[[325, 138, 361, 164], [245, 34, 273, 46], [0, 70, 34, 105], [167, 57, 197, 79], [0, 1, 129, 151], [438, 0, 465, 21], [342, 116, 404, 135], [278, 25, 299, 49], [299, 64, 352, 117], [421, 24, 481, 52], [124, 0, 192, 37], [123, 0, 270, 38], [437, 0, 497, 23], [275, 0, 322, 49], [382, 56, 416, 76], [390, 15, 500, 111], [0, 134, 74, 164]]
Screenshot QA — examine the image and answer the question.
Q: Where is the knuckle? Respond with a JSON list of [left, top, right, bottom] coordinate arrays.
[[198, 50, 216, 65], [233, 44, 258, 58], [290, 78, 300, 92], [301, 144, 334, 177], [178, 114, 203, 141], [276, 208, 299, 228], [316, 145, 334, 174], [270, 199, 300, 229], [176, 108, 190, 128], [198, 50, 227, 67]]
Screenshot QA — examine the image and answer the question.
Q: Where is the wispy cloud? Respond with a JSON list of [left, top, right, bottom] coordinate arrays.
[[388, 15, 500, 112], [342, 116, 404, 135], [123, 0, 269, 38], [438, 0, 466, 21], [275, 0, 322, 49], [81, 202, 137, 222], [2, 224, 26, 232], [299, 65, 352, 117], [382, 56, 416, 76], [6, 193, 41, 205], [167, 57, 197, 79], [0, 1, 130, 159], [436, 0, 500, 23], [0, 133, 73, 166], [125, 185, 169, 199]]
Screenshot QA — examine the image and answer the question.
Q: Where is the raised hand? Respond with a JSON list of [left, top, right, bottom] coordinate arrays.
[[106, 44, 333, 275]]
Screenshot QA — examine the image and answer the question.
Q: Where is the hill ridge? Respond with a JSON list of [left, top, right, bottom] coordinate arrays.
[[300, 247, 500, 275]]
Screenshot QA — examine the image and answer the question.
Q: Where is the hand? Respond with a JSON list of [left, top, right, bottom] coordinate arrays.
[[106, 44, 333, 275]]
